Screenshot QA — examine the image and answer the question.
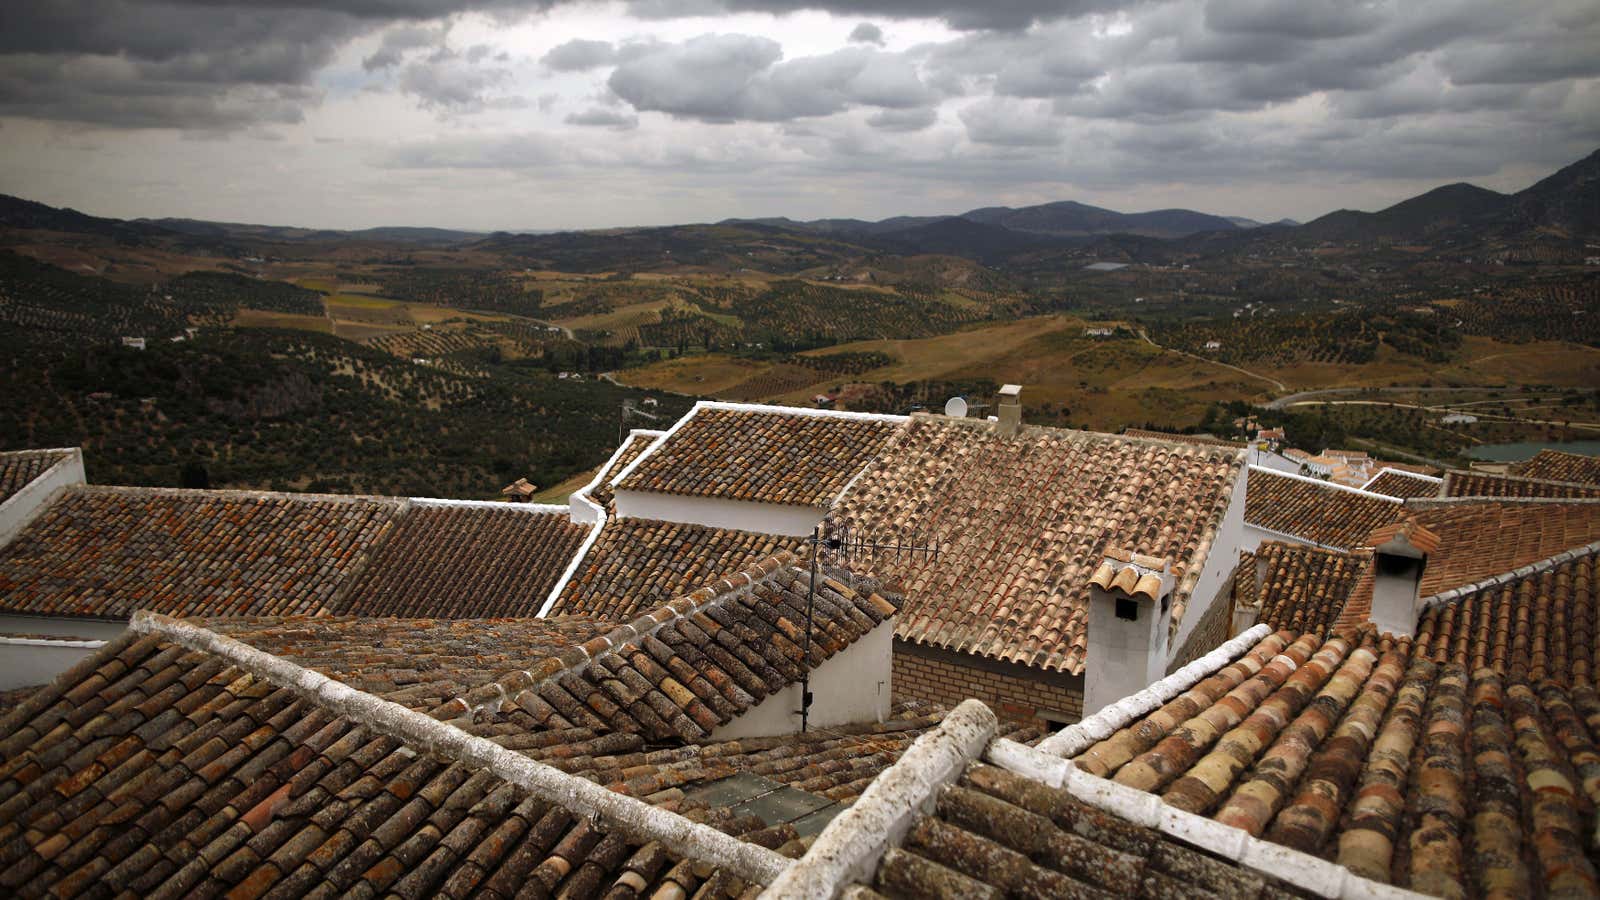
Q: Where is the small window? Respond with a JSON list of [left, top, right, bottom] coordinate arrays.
[[1115, 597, 1140, 621]]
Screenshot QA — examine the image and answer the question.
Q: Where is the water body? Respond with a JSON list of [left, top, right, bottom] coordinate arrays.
[[1466, 440, 1600, 462]]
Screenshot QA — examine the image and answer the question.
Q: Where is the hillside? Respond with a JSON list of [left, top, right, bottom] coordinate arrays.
[[1301, 183, 1510, 241]]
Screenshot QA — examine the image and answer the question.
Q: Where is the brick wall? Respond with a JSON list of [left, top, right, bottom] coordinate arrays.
[[1168, 575, 1236, 673], [892, 640, 1083, 725]]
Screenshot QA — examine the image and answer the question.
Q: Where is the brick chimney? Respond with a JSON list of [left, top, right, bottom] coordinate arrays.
[[1084, 549, 1175, 715], [996, 384, 1022, 437], [1366, 521, 1439, 638]]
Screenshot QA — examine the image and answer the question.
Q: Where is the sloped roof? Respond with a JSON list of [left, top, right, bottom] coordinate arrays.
[[1361, 467, 1442, 499], [1337, 499, 1600, 628], [1244, 467, 1405, 549], [832, 416, 1244, 674], [437, 554, 897, 744], [1251, 541, 1370, 634], [1442, 468, 1600, 499], [615, 404, 903, 509], [336, 501, 591, 618], [1511, 448, 1600, 485], [1121, 428, 1246, 449], [548, 516, 803, 620], [200, 614, 615, 707], [0, 485, 403, 618], [867, 762, 1300, 899], [0, 448, 72, 506], [588, 429, 665, 507], [1067, 541, 1600, 898]]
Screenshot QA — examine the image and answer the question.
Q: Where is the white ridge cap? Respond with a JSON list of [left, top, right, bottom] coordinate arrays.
[[1248, 465, 1404, 502]]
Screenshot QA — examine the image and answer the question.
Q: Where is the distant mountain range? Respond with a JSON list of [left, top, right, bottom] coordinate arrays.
[[2, 147, 1594, 262], [720, 200, 1273, 242]]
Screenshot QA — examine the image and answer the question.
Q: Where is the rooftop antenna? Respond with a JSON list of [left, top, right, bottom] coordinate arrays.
[[797, 520, 940, 732], [619, 398, 661, 443]]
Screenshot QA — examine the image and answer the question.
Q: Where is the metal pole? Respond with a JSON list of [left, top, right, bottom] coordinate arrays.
[[801, 524, 819, 733]]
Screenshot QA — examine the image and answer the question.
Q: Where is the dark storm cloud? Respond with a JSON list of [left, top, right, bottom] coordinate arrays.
[[608, 37, 936, 122], [364, 24, 448, 70]]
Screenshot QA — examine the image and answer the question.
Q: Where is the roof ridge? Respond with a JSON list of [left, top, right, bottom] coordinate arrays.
[[126, 610, 792, 887], [1443, 468, 1600, 490], [71, 482, 410, 506], [1404, 495, 1600, 508], [1363, 466, 1442, 487], [1418, 538, 1600, 613], [1247, 464, 1404, 502]]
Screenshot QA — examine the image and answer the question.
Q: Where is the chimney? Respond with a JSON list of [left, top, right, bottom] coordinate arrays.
[[996, 384, 1022, 437], [1083, 549, 1175, 715], [1366, 521, 1439, 638]]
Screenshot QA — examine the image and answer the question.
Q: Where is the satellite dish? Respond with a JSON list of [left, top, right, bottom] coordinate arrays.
[[943, 396, 968, 418]]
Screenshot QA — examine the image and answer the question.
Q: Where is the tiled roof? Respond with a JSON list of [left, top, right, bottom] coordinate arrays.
[[200, 615, 615, 708], [1361, 468, 1442, 499], [1251, 541, 1370, 634], [1244, 467, 1405, 549], [868, 762, 1312, 899], [1337, 499, 1600, 628], [1068, 542, 1600, 898], [615, 405, 902, 509], [549, 516, 803, 620], [832, 416, 1244, 674], [0, 627, 796, 899], [441, 554, 899, 744], [0, 485, 403, 619], [588, 430, 664, 507], [0, 449, 71, 506], [1122, 428, 1246, 449], [336, 502, 592, 618], [1441, 469, 1600, 499], [1511, 448, 1600, 485]]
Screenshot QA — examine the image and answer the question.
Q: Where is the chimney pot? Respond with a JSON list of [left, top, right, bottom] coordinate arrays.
[[997, 384, 1022, 437], [1367, 522, 1438, 638], [1084, 550, 1175, 714]]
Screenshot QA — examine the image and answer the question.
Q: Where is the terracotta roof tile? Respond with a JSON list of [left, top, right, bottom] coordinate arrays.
[[1251, 541, 1370, 634], [1122, 428, 1246, 449], [1338, 500, 1600, 627], [200, 615, 614, 708], [0, 449, 71, 506], [1442, 469, 1600, 499], [549, 516, 804, 620], [0, 485, 403, 618], [337, 502, 591, 617], [1068, 541, 1600, 897], [1362, 468, 1443, 499], [868, 762, 1311, 899], [616, 406, 901, 508], [833, 417, 1243, 674], [589, 431, 665, 507], [1511, 449, 1600, 485], [1244, 467, 1406, 549]]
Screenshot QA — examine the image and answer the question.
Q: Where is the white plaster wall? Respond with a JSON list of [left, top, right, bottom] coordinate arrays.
[[0, 638, 105, 690], [0, 449, 86, 548], [710, 616, 893, 740], [1168, 466, 1248, 664], [0, 615, 128, 640], [1246, 449, 1302, 474], [1083, 589, 1169, 716], [613, 489, 825, 537]]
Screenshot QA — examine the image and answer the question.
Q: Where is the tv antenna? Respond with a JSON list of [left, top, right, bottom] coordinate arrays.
[[619, 398, 661, 443], [797, 520, 940, 732]]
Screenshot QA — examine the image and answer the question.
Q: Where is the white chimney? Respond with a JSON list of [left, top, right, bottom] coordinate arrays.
[[1084, 549, 1175, 715], [1367, 522, 1437, 638], [996, 384, 1022, 437]]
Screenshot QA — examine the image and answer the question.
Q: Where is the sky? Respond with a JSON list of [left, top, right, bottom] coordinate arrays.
[[1, 0, 1597, 231]]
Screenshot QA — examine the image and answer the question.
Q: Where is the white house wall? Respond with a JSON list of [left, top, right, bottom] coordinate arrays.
[[0, 449, 86, 548], [612, 489, 825, 537], [1167, 465, 1249, 665], [709, 616, 894, 740], [0, 636, 107, 690]]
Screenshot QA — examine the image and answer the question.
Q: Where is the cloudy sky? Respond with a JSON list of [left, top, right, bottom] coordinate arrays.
[[2, 0, 1597, 231]]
